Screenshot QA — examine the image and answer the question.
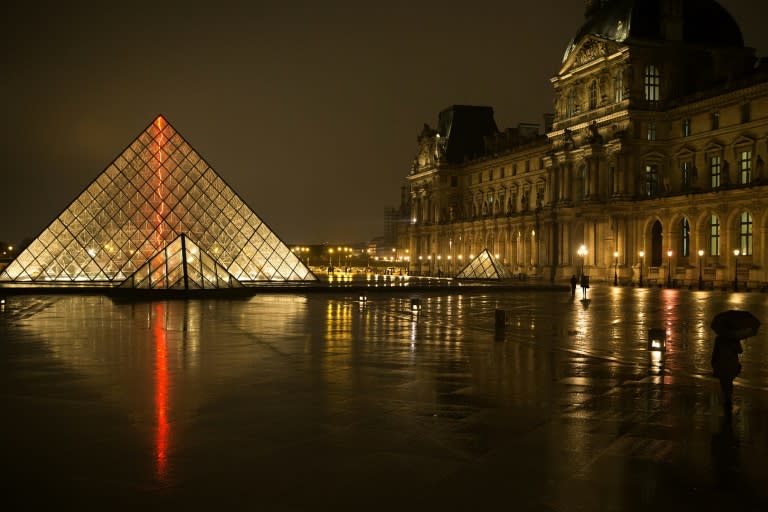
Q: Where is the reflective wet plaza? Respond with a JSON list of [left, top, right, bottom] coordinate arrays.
[[2, 287, 768, 510]]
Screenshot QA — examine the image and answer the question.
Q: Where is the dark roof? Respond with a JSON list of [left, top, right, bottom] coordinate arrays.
[[438, 105, 498, 164], [563, 0, 744, 62]]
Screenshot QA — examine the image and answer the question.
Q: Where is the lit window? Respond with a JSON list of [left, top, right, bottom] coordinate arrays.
[[589, 80, 598, 110], [644, 65, 660, 102], [647, 120, 656, 141], [738, 150, 752, 184], [740, 212, 752, 255], [710, 155, 721, 188], [710, 215, 720, 256], [644, 164, 659, 197], [681, 218, 690, 257], [566, 91, 576, 118], [682, 118, 690, 137], [681, 161, 692, 191], [613, 71, 623, 102]]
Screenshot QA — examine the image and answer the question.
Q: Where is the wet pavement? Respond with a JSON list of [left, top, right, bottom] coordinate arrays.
[[1, 286, 767, 510]]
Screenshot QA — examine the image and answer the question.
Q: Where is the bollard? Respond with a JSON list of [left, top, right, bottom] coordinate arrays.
[[495, 309, 506, 330]]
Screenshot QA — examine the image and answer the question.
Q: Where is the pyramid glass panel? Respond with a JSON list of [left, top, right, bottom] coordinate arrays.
[[455, 249, 514, 280], [1, 115, 317, 287]]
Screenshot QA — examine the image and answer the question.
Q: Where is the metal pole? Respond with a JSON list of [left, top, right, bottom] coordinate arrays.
[[698, 255, 703, 290]]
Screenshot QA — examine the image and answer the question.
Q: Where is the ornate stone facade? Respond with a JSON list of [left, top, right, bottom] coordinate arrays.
[[400, 0, 768, 288]]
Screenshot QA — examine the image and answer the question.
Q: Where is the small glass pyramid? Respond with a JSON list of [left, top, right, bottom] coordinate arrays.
[[0, 115, 316, 287], [455, 249, 514, 280], [119, 233, 242, 289]]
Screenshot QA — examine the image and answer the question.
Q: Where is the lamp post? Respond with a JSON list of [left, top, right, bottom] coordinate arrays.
[[427, 255, 432, 276], [733, 248, 740, 291], [328, 248, 334, 271], [613, 251, 619, 286], [639, 250, 645, 287], [698, 249, 704, 290], [666, 250, 673, 288], [577, 245, 587, 279]]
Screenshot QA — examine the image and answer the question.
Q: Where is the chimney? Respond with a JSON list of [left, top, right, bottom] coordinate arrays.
[[584, 0, 602, 19], [660, 0, 683, 41]]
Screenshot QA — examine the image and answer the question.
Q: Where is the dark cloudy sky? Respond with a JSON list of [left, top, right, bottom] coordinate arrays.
[[2, 1, 767, 246]]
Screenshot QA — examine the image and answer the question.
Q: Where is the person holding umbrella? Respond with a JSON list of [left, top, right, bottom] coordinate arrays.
[[710, 310, 761, 412], [710, 335, 743, 412]]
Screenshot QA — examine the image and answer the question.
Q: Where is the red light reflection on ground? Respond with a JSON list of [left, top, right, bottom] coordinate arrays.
[[153, 302, 170, 481]]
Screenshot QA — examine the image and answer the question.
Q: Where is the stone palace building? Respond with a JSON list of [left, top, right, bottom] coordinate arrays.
[[399, 0, 768, 288]]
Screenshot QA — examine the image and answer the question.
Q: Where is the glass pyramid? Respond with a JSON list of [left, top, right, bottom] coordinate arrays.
[[0, 115, 316, 287], [119, 233, 242, 289], [455, 249, 514, 280]]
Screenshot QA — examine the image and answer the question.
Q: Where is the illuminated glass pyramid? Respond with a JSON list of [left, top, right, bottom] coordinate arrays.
[[455, 249, 513, 280], [0, 115, 316, 287]]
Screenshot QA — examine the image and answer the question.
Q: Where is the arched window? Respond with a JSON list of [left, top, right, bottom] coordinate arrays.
[[681, 218, 690, 256], [644, 65, 660, 102], [739, 212, 753, 255], [588, 80, 598, 109], [710, 215, 720, 256]]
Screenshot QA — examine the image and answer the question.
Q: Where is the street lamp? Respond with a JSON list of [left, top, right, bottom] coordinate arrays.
[[666, 250, 673, 288], [733, 248, 740, 291], [697, 249, 704, 290], [613, 251, 619, 286], [639, 250, 645, 287], [328, 248, 334, 271], [577, 245, 587, 278]]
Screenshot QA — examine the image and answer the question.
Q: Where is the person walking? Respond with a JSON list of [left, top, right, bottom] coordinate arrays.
[[580, 274, 589, 300], [569, 275, 577, 299], [711, 335, 743, 412]]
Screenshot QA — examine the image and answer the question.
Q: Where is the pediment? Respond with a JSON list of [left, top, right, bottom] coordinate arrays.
[[559, 36, 622, 74], [704, 141, 724, 152], [675, 145, 696, 158], [641, 151, 666, 161], [731, 135, 756, 147]]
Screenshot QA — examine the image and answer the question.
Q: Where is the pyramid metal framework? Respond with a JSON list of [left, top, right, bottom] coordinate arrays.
[[0, 115, 316, 287], [455, 249, 514, 280]]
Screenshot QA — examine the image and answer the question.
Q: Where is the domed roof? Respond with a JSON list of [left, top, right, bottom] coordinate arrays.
[[563, 0, 744, 62]]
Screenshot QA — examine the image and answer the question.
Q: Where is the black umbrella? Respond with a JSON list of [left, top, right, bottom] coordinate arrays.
[[710, 310, 761, 339]]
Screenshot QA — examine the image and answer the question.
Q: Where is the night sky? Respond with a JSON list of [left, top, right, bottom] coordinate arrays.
[[2, 1, 767, 246]]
